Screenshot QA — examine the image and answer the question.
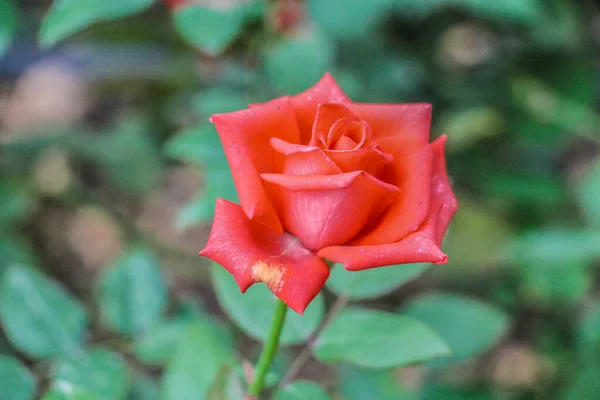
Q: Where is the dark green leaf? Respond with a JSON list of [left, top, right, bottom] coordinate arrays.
[[160, 322, 235, 400], [134, 322, 187, 366], [265, 31, 335, 95], [0, 355, 37, 400], [0, 179, 36, 226], [165, 125, 237, 227], [326, 263, 429, 300], [421, 384, 497, 400], [273, 381, 332, 400], [0, 234, 37, 277], [393, 0, 543, 25], [576, 157, 600, 228], [86, 118, 162, 194], [312, 308, 449, 368], [403, 293, 509, 364], [134, 316, 195, 366], [520, 263, 591, 306], [562, 368, 600, 400], [191, 88, 249, 117], [577, 302, 600, 366], [0, 0, 19, 57], [211, 264, 324, 345], [307, 0, 395, 39], [50, 348, 130, 400], [172, 2, 264, 55], [97, 247, 168, 335], [165, 125, 227, 167], [0, 265, 88, 358], [337, 365, 412, 400], [39, 0, 156, 48], [505, 228, 600, 268], [130, 374, 159, 400]]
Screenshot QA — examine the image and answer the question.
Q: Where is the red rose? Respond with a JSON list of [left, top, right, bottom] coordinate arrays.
[[200, 74, 458, 313]]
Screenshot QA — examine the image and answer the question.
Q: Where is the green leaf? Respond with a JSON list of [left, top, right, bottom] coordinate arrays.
[[562, 368, 600, 400], [403, 293, 509, 364], [393, 0, 543, 25], [0, 355, 37, 400], [160, 322, 235, 400], [165, 125, 237, 227], [520, 263, 591, 306], [265, 30, 335, 95], [134, 316, 194, 366], [0, 234, 37, 277], [97, 247, 168, 335], [49, 348, 130, 400], [39, 0, 156, 48], [576, 157, 600, 228], [326, 263, 429, 300], [85, 118, 162, 194], [165, 125, 227, 167], [130, 374, 159, 400], [505, 228, 600, 268], [421, 384, 497, 400], [191, 88, 249, 117], [273, 381, 332, 400], [0, 265, 88, 358], [440, 107, 505, 151], [0, 178, 36, 227], [577, 302, 600, 366], [135, 328, 183, 368], [312, 308, 449, 368], [41, 384, 99, 400], [307, 0, 395, 39], [211, 264, 324, 345], [337, 365, 413, 400], [0, 0, 19, 57], [172, 2, 264, 55]]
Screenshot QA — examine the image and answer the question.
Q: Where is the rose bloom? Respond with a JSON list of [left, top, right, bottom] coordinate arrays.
[[200, 74, 458, 313]]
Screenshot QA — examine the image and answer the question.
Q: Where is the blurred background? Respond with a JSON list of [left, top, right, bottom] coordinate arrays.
[[1, 0, 600, 399]]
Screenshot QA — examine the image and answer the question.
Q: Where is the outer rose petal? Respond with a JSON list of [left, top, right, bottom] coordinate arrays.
[[431, 135, 458, 245], [318, 201, 448, 271], [211, 97, 301, 233], [346, 103, 434, 246], [318, 134, 458, 271], [200, 199, 330, 314], [261, 172, 400, 251], [291, 73, 351, 144]]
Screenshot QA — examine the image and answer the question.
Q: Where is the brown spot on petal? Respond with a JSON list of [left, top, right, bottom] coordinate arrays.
[[251, 261, 284, 291]]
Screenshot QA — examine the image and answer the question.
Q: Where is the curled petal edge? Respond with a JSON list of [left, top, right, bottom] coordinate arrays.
[[199, 198, 330, 314]]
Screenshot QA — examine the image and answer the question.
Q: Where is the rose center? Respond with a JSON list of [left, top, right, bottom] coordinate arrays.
[[320, 117, 372, 151]]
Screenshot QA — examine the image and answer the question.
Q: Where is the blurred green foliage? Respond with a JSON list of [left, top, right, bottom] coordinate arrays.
[[0, 0, 599, 398]]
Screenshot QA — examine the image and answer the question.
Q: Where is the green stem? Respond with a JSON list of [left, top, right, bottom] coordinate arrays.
[[247, 300, 289, 398]]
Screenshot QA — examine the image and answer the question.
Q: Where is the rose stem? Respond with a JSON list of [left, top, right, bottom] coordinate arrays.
[[246, 299, 289, 397]]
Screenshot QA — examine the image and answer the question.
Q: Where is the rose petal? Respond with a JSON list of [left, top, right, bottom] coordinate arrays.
[[431, 134, 458, 245], [200, 199, 330, 314], [325, 146, 393, 177], [270, 137, 342, 175], [309, 103, 357, 147], [261, 171, 400, 250], [346, 103, 434, 245], [291, 73, 351, 144], [211, 97, 302, 233], [318, 201, 448, 271]]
